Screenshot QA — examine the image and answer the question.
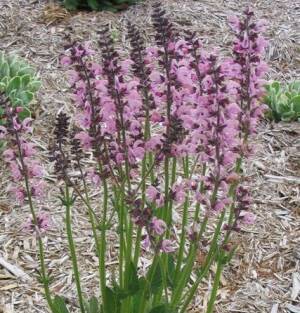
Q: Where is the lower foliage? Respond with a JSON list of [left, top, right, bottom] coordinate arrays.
[[63, 0, 139, 11]]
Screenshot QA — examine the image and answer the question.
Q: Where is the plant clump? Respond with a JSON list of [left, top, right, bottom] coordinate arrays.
[[1, 5, 268, 313]]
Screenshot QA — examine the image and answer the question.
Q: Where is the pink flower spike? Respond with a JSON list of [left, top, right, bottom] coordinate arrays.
[[161, 239, 176, 253], [150, 217, 167, 236]]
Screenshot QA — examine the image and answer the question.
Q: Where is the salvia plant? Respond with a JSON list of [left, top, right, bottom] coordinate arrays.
[[63, 0, 139, 12], [0, 5, 268, 313], [264, 80, 300, 122]]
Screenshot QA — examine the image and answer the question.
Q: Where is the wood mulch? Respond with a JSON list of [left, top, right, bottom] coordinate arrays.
[[0, 0, 299, 312]]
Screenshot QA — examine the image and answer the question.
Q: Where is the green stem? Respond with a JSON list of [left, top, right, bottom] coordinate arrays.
[[179, 251, 215, 313], [64, 186, 85, 313], [162, 156, 170, 221], [206, 258, 223, 313], [37, 238, 57, 313], [100, 178, 108, 312], [175, 211, 225, 311]]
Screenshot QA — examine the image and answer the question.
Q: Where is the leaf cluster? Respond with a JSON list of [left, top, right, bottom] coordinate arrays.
[[265, 81, 300, 122], [63, 0, 139, 12], [0, 52, 41, 120], [52, 260, 176, 313]]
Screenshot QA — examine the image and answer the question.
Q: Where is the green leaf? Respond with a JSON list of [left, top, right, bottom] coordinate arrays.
[[18, 106, 31, 120], [149, 260, 163, 295], [149, 303, 171, 313], [104, 287, 120, 313], [20, 74, 31, 88], [270, 81, 280, 93], [88, 296, 100, 313], [53, 296, 69, 313], [281, 111, 296, 122], [18, 91, 34, 106], [28, 80, 41, 92], [64, 0, 80, 10], [16, 66, 34, 77], [0, 61, 10, 78], [292, 95, 300, 113], [87, 0, 102, 10], [167, 255, 176, 289], [128, 262, 140, 295], [7, 76, 21, 94]]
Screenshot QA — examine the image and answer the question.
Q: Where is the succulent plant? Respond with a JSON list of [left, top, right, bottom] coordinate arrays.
[[265, 80, 300, 122], [0, 52, 41, 121]]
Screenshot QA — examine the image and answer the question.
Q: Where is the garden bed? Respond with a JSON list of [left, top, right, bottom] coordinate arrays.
[[0, 0, 299, 312]]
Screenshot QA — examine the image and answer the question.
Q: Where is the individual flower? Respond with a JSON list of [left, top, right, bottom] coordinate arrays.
[[150, 217, 167, 236], [240, 211, 256, 225], [141, 234, 151, 250], [160, 239, 176, 253], [146, 186, 164, 207]]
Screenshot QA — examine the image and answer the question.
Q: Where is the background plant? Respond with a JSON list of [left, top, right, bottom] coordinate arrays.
[[264, 80, 300, 122], [63, 0, 139, 11], [1, 5, 268, 313], [0, 52, 40, 121]]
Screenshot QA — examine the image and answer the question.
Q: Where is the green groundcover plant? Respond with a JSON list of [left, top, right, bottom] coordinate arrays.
[[0, 5, 268, 313], [63, 0, 139, 11], [265, 80, 300, 122], [0, 52, 40, 120]]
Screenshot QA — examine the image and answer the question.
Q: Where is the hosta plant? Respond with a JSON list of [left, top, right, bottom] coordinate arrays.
[[265, 80, 300, 122], [0, 5, 268, 313], [63, 0, 139, 11], [0, 52, 40, 121]]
